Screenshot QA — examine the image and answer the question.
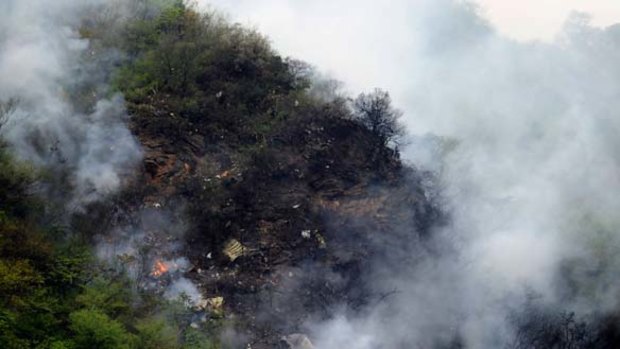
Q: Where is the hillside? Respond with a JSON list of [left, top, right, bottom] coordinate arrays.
[[0, 1, 440, 348], [3, 1, 620, 349]]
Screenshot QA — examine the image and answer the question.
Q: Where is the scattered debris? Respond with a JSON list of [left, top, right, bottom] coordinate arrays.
[[315, 233, 327, 249], [282, 334, 315, 349], [209, 296, 224, 311], [292, 204, 301, 209], [222, 239, 247, 262], [301, 230, 312, 239], [196, 296, 224, 315]]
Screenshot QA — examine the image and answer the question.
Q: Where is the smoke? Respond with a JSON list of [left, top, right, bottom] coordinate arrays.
[[0, 0, 142, 208], [316, 4, 620, 349], [203, 0, 620, 347], [4, 0, 620, 346], [95, 204, 206, 307], [0, 0, 206, 309]]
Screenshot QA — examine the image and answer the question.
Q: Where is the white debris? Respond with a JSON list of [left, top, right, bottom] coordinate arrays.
[[282, 334, 314, 349], [292, 204, 301, 209], [301, 230, 312, 239]]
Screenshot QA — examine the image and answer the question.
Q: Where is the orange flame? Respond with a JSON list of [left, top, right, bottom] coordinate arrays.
[[151, 260, 169, 277]]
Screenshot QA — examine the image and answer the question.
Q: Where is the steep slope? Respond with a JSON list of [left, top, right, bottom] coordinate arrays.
[[72, 2, 442, 347]]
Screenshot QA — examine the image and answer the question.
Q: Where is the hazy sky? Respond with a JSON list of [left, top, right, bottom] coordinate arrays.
[[478, 0, 620, 40], [201, 0, 620, 110]]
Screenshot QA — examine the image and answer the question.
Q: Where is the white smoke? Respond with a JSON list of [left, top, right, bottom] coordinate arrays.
[[165, 277, 203, 305], [203, 0, 620, 347], [5, 0, 620, 346], [0, 0, 142, 208], [317, 4, 620, 349]]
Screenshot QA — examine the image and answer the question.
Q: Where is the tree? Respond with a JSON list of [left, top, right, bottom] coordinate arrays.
[[69, 309, 136, 349], [352, 89, 405, 147], [0, 99, 17, 131]]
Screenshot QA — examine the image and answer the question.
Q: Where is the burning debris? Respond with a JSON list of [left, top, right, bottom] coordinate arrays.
[[151, 260, 169, 277], [150, 258, 190, 278]]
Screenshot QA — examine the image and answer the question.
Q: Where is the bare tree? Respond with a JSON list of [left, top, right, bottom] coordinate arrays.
[[0, 98, 17, 131], [353, 88, 405, 147]]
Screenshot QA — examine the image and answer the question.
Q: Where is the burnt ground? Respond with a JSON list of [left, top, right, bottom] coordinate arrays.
[[77, 100, 443, 348], [71, 95, 620, 349]]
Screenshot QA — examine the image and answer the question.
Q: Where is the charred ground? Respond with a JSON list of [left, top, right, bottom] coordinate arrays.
[[72, 2, 443, 346], [3, 1, 620, 349]]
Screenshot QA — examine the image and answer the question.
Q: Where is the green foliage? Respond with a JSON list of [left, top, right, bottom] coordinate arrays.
[[109, 2, 307, 146], [0, 260, 43, 296], [0, 146, 37, 219], [182, 327, 218, 349], [136, 317, 181, 349], [0, 1, 408, 347], [69, 309, 136, 349], [0, 146, 215, 347], [75, 277, 133, 318], [46, 245, 92, 293]]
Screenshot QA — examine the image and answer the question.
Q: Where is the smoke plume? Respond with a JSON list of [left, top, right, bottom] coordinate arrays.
[[319, 3, 620, 349], [0, 0, 142, 209], [206, 0, 620, 347]]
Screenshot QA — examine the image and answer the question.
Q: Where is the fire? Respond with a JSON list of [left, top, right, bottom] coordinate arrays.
[[151, 260, 169, 277]]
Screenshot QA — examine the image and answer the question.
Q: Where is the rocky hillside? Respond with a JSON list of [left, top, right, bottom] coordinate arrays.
[[60, 1, 442, 347], [6, 1, 618, 349], [71, 2, 442, 347]]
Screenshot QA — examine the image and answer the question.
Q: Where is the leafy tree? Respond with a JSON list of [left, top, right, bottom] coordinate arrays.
[[75, 277, 133, 318], [182, 327, 217, 349], [0, 145, 36, 220], [135, 317, 180, 349], [352, 89, 405, 147], [69, 309, 136, 349]]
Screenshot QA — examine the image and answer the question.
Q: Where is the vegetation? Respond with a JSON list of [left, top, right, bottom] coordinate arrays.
[[0, 2, 253, 348], [353, 89, 405, 147], [0, 142, 221, 348], [3, 0, 614, 348]]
